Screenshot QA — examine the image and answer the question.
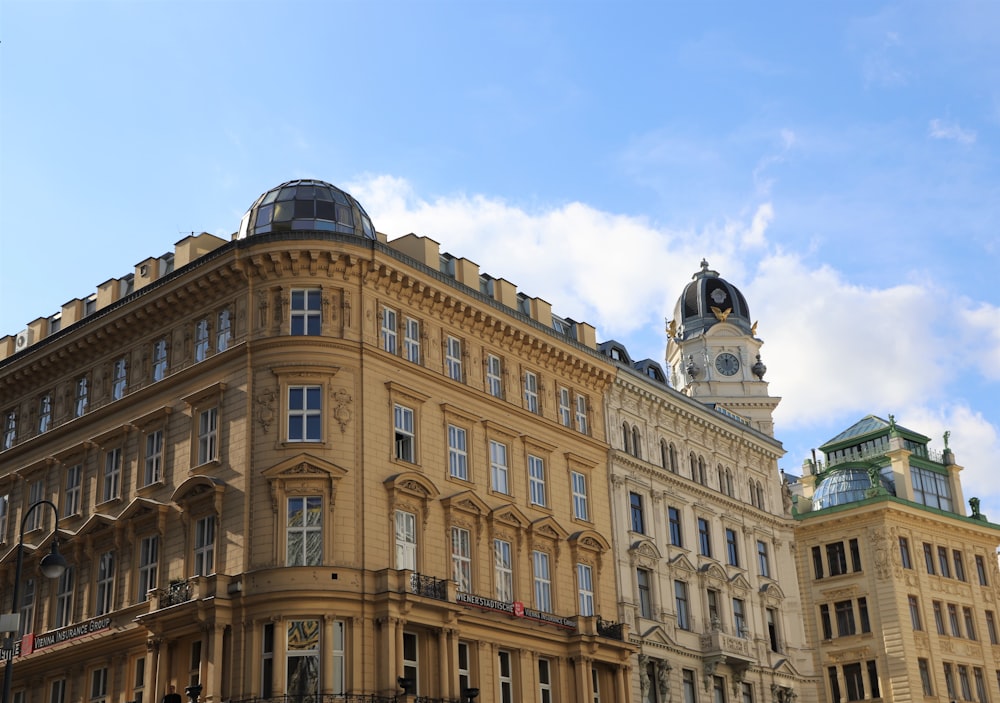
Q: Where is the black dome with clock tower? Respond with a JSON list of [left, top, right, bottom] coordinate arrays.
[[672, 259, 753, 340]]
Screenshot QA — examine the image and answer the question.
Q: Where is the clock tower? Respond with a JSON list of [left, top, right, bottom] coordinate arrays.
[[666, 260, 780, 436]]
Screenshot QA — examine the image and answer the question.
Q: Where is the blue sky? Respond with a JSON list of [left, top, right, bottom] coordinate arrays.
[[3, 1, 1000, 515]]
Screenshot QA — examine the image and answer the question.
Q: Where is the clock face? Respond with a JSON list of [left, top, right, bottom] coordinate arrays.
[[715, 352, 740, 376]]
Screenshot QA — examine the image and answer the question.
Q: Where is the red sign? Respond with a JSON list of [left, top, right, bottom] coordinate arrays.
[[513, 601, 525, 617], [21, 634, 34, 656]]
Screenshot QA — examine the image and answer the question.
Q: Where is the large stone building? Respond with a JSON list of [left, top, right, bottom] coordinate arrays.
[[794, 415, 1000, 701], [601, 264, 816, 703], [0, 180, 635, 703]]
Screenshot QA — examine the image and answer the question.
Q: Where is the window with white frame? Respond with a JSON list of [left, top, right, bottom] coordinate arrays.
[[190, 640, 202, 686], [592, 667, 601, 703], [757, 541, 771, 577], [50, 678, 67, 703], [287, 496, 322, 566], [558, 387, 571, 426], [394, 405, 415, 462], [95, 551, 115, 616], [381, 307, 398, 354], [75, 377, 89, 417], [286, 620, 320, 696], [446, 336, 463, 381], [733, 597, 748, 637], [3, 410, 16, 449], [529, 455, 546, 506], [192, 319, 209, 359], [290, 289, 322, 335], [261, 623, 274, 696], [637, 568, 653, 619], [194, 515, 215, 575], [495, 539, 513, 601], [452, 527, 472, 592], [490, 440, 509, 494], [571, 470, 589, 520], [539, 658, 553, 703], [331, 620, 346, 695], [458, 642, 471, 695], [102, 448, 121, 502], [55, 567, 74, 628], [498, 650, 513, 703], [217, 309, 232, 352], [911, 466, 953, 511], [0, 494, 7, 543], [575, 394, 588, 433], [65, 465, 81, 516], [112, 357, 127, 400], [448, 425, 468, 480], [198, 408, 218, 463], [396, 510, 417, 571], [487, 354, 503, 398], [402, 632, 418, 693], [533, 550, 552, 612], [675, 580, 690, 630], [90, 667, 109, 702], [152, 339, 168, 381], [137, 535, 159, 601], [25, 479, 44, 531], [404, 317, 420, 363], [577, 563, 594, 616], [38, 394, 52, 433], [144, 430, 164, 485], [524, 371, 539, 413], [288, 386, 322, 442], [19, 578, 34, 636]]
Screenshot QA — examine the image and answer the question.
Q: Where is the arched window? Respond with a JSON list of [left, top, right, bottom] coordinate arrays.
[[756, 481, 766, 510], [690, 453, 697, 480], [725, 469, 733, 497], [632, 426, 641, 459], [749, 479, 757, 507], [717, 465, 725, 493], [622, 423, 631, 454], [669, 443, 678, 474], [660, 440, 669, 471], [697, 456, 706, 485]]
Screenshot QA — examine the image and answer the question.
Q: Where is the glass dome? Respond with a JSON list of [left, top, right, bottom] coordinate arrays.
[[812, 467, 894, 510], [238, 179, 376, 240]]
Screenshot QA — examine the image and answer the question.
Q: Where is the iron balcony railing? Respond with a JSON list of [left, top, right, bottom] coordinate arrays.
[[408, 573, 448, 601], [597, 617, 625, 641], [230, 696, 462, 703]]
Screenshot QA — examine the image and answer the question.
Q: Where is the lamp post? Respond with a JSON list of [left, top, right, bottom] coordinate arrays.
[[1, 499, 67, 703], [463, 687, 480, 703]]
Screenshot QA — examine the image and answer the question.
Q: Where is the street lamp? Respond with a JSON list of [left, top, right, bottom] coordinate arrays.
[[463, 687, 480, 703], [1, 499, 66, 703]]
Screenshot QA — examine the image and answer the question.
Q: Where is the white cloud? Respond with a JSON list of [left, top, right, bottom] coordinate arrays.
[[929, 118, 977, 144], [961, 302, 1000, 379]]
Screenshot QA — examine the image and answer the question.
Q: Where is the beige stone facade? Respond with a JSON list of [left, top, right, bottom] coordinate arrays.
[[0, 181, 634, 703]]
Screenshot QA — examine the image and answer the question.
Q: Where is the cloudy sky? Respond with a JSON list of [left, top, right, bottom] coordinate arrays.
[[3, 1, 999, 515]]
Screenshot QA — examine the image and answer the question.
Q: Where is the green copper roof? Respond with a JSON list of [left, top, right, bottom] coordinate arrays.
[[820, 414, 929, 451]]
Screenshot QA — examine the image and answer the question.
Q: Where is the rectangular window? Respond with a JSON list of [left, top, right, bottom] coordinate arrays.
[[144, 430, 164, 485], [394, 405, 415, 462], [698, 518, 712, 557], [194, 319, 210, 362], [899, 536, 912, 568], [19, 578, 34, 637], [448, 425, 468, 480], [198, 407, 218, 463], [75, 377, 89, 417], [381, 307, 398, 353], [827, 542, 847, 576], [977, 554, 989, 585], [820, 604, 832, 639], [713, 676, 727, 703], [95, 551, 114, 616], [194, 515, 215, 575], [137, 536, 159, 601], [90, 667, 109, 702], [939, 546, 952, 578], [726, 528, 739, 567], [742, 683, 754, 703], [733, 597, 747, 637], [912, 465, 953, 511], [498, 650, 513, 703], [572, 471, 589, 520], [103, 448, 121, 502], [757, 541, 770, 577], [575, 394, 588, 433], [683, 670, 697, 703], [404, 317, 420, 363], [529, 455, 546, 506], [844, 662, 864, 701], [669, 507, 683, 547], [290, 289, 321, 335], [65, 465, 81, 516], [592, 667, 601, 703], [287, 620, 320, 697], [287, 496, 322, 566], [558, 387, 571, 427], [487, 354, 503, 398], [151, 339, 167, 384], [112, 358, 127, 400], [828, 667, 841, 702], [918, 658, 933, 695], [859, 597, 871, 633], [288, 386, 321, 442], [949, 603, 961, 636], [25, 479, 43, 531], [630, 492, 645, 533], [396, 510, 417, 571], [766, 608, 779, 652], [975, 668, 987, 703], [964, 606, 977, 640], [987, 610, 998, 644], [945, 663, 956, 700], [38, 394, 52, 433], [578, 563, 594, 616], [0, 494, 8, 543], [637, 568, 652, 619], [675, 580, 690, 630], [812, 545, 824, 579], [495, 539, 513, 601], [849, 538, 861, 572], [524, 371, 539, 413], [452, 527, 472, 593], [909, 595, 922, 630], [954, 550, 967, 581], [708, 588, 720, 627], [261, 623, 274, 696], [539, 658, 552, 703], [55, 567, 74, 628], [490, 440, 509, 494], [458, 642, 471, 695], [446, 336, 463, 381], [934, 601, 945, 634], [217, 309, 232, 352], [923, 542, 935, 574], [835, 600, 856, 637], [49, 679, 67, 703], [534, 550, 552, 612], [960, 665, 973, 702]]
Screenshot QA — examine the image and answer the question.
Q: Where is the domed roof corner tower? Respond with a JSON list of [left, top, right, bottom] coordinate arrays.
[[665, 259, 780, 436]]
